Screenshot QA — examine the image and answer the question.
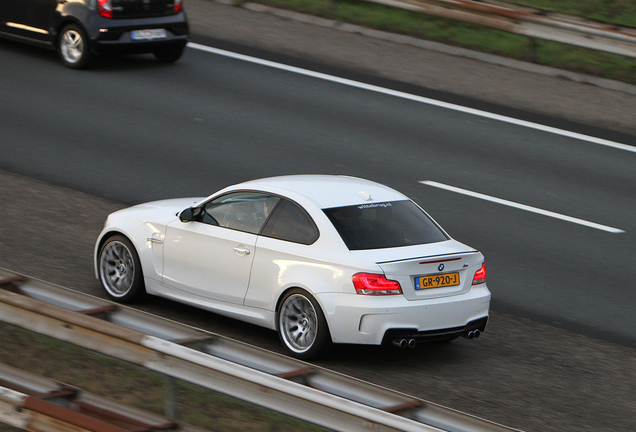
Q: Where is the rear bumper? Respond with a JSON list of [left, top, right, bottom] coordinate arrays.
[[382, 316, 488, 344], [94, 34, 188, 55], [87, 13, 189, 55], [316, 284, 491, 345]]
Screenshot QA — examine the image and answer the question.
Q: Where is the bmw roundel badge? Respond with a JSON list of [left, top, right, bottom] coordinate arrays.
[[438, 263, 444, 271]]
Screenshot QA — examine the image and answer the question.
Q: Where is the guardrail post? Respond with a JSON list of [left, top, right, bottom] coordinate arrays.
[[528, 37, 539, 63], [166, 376, 178, 420]]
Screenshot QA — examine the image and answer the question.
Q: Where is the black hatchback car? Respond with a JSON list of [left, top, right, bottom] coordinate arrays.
[[0, 0, 189, 68]]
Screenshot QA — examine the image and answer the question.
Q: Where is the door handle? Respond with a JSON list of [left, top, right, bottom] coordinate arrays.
[[233, 246, 251, 256]]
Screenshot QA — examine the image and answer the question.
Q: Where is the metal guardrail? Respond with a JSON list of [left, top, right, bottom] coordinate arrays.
[[363, 0, 636, 59], [0, 363, 206, 432], [0, 268, 521, 432]]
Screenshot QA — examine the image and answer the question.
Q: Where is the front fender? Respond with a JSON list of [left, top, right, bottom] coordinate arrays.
[[94, 215, 167, 282]]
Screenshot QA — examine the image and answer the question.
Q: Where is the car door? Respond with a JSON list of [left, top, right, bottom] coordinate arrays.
[[0, 0, 24, 36], [0, 0, 55, 41], [23, 0, 57, 41], [162, 192, 279, 304]]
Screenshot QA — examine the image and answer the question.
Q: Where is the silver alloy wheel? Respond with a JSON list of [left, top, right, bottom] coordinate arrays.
[[100, 241, 135, 297], [279, 294, 318, 353], [60, 29, 84, 64]]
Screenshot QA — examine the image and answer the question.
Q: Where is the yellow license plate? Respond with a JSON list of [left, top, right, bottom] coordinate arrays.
[[416, 272, 459, 290]]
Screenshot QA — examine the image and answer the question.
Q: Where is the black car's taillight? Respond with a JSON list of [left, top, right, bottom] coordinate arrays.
[[98, 0, 112, 18], [173, 0, 183, 14]]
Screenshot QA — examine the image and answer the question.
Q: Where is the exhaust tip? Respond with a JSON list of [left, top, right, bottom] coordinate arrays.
[[466, 330, 481, 339], [408, 339, 416, 348], [392, 339, 408, 348]]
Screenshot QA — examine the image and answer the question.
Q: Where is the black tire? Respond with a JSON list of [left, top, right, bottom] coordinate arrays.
[[154, 44, 185, 63], [277, 289, 331, 360], [98, 234, 146, 303], [57, 24, 92, 69]]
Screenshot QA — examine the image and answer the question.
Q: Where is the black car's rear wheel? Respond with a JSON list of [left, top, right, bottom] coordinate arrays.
[[98, 235, 145, 302], [277, 289, 331, 359], [58, 24, 92, 69], [154, 45, 185, 63]]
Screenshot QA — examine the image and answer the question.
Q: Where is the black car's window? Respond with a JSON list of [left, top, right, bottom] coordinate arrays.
[[323, 200, 448, 250], [202, 192, 280, 234], [260, 199, 319, 245]]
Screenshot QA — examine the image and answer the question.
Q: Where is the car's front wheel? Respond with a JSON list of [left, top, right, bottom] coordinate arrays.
[[277, 289, 331, 359], [98, 235, 145, 303], [57, 24, 92, 69]]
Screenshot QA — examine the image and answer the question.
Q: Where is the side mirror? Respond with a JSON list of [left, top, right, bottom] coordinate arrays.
[[179, 207, 198, 222]]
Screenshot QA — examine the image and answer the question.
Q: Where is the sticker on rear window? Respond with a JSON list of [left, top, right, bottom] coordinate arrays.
[[357, 202, 392, 209]]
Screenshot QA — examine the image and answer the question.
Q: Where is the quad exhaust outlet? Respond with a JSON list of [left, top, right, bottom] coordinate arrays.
[[393, 329, 481, 347]]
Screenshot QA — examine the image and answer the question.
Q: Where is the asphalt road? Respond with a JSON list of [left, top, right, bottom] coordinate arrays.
[[1, 34, 635, 345], [1, 2, 636, 431]]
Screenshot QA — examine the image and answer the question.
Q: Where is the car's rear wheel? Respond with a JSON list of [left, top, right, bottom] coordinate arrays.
[[98, 235, 145, 303], [154, 45, 185, 63], [277, 289, 330, 359], [58, 24, 92, 69]]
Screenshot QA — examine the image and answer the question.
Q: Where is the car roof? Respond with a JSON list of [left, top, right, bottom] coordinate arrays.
[[233, 175, 408, 209]]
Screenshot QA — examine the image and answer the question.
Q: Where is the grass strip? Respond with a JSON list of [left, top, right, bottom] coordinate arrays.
[[243, 0, 636, 84], [0, 322, 330, 432]]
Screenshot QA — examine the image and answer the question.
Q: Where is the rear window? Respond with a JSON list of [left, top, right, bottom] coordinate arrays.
[[323, 200, 448, 250], [110, 0, 177, 19]]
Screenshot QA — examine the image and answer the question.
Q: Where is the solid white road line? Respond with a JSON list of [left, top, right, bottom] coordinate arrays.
[[420, 180, 625, 233], [188, 43, 636, 154]]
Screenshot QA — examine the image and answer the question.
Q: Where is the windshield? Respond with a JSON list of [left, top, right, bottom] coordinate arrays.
[[323, 200, 448, 250]]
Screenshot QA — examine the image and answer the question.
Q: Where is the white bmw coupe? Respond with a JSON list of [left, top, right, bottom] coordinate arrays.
[[95, 175, 490, 359]]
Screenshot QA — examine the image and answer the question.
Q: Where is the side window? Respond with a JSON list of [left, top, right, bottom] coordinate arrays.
[[201, 192, 280, 234], [261, 199, 319, 244]]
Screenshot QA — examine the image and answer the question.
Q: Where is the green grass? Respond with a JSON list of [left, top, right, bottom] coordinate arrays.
[[0, 323, 329, 432], [245, 0, 636, 84]]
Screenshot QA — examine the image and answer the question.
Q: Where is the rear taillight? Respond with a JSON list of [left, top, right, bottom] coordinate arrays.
[[472, 263, 487, 285], [98, 0, 112, 18], [173, 0, 183, 14], [353, 273, 402, 295]]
